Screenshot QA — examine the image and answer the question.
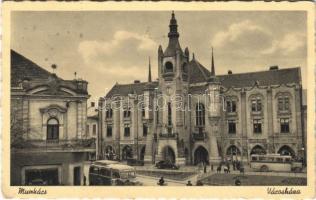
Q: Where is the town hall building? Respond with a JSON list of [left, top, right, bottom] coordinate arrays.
[[98, 12, 306, 165]]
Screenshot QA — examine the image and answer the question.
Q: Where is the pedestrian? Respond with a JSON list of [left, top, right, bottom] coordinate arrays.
[[204, 163, 207, 173], [211, 164, 214, 171], [235, 178, 241, 186], [186, 180, 193, 186], [83, 175, 87, 186], [158, 177, 165, 186], [196, 180, 203, 186]]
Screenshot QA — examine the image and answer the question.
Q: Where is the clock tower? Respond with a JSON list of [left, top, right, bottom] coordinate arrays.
[[155, 11, 189, 165]]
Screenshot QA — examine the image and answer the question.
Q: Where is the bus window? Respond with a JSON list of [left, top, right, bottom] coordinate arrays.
[[285, 158, 291, 162], [100, 168, 107, 176], [89, 166, 99, 174], [276, 158, 283, 162], [112, 171, 120, 179], [259, 157, 265, 161], [120, 171, 136, 179], [105, 169, 111, 177], [251, 157, 258, 161], [267, 157, 274, 162]]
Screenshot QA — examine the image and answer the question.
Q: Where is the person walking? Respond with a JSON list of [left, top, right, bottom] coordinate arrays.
[[186, 180, 193, 186], [204, 163, 207, 174], [158, 177, 165, 186]]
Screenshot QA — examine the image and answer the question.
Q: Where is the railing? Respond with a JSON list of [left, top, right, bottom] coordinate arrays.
[[192, 132, 207, 141], [159, 133, 177, 139], [12, 138, 96, 151]]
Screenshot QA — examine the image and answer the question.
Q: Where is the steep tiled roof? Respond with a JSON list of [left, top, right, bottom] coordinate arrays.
[[187, 57, 300, 87], [188, 58, 211, 84], [11, 50, 54, 87], [164, 40, 184, 57], [217, 67, 301, 88], [106, 82, 159, 98]]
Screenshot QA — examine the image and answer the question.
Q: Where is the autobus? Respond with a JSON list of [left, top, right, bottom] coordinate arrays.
[[250, 154, 303, 172], [89, 162, 142, 186]]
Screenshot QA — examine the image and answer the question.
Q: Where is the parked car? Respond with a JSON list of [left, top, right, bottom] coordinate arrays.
[[155, 161, 179, 170]]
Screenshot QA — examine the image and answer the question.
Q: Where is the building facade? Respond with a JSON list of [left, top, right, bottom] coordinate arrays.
[[11, 50, 96, 185], [98, 12, 306, 165]]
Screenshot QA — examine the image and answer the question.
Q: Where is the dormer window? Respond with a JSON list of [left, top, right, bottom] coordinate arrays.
[[165, 62, 173, 73]]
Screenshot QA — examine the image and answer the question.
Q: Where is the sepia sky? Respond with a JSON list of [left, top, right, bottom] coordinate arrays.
[[11, 11, 307, 101]]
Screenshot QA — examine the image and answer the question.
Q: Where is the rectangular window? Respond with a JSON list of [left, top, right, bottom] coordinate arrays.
[[107, 126, 112, 137], [124, 124, 130, 137], [280, 118, 290, 133], [106, 109, 113, 118], [278, 97, 290, 111], [92, 124, 97, 135], [251, 98, 262, 112], [253, 119, 262, 133], [86, 125, 89, 135], [123, 108, 131, 118], [143, 124, 148, 137], [227, 100, 236, 112], [168, 102, 172, 126], [228, 120, 236, 134]]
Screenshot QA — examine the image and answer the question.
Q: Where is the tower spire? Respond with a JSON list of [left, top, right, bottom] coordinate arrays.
[[148, 56, 152, 82], [211, 47, 215, 76], [168, 11, 179, 39]]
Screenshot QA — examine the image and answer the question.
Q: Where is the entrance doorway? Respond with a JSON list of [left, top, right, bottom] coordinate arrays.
[[25, 168, 59, 185], [278, 145, 295, 157], [122, 145, 133, 160], [162, 146, 176, 164], [194, 146, 209, 165], [250, 145, 266, 155], [73, 166, 81, 186]]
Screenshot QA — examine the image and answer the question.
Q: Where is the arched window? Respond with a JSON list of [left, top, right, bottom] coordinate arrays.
[[47, 118, 59, 140], [195, 103, 205, 127], [165, 62, 173, 73]]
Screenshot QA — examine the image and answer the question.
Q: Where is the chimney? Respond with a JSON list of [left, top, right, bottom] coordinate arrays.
[[228, 70, 232, 74], [269, 65, 279, 70], [134, 80, 141, 83]]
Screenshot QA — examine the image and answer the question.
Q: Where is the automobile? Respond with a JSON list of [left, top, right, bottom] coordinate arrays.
[[155, 161, 179, 170]]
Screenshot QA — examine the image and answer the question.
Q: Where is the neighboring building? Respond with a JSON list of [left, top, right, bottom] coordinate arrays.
[[87, 102, 98, 139], [98, 12, 306, 165], [10, 50, 96, 185]]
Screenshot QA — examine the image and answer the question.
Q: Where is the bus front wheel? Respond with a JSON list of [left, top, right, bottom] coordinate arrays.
[[260, 165, 269, 172]]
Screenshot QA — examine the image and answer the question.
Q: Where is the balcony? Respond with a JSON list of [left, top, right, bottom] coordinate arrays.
[[159, 133, 177, 139], [192, 132, 207, 141], [11, 138, 96, 152]]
